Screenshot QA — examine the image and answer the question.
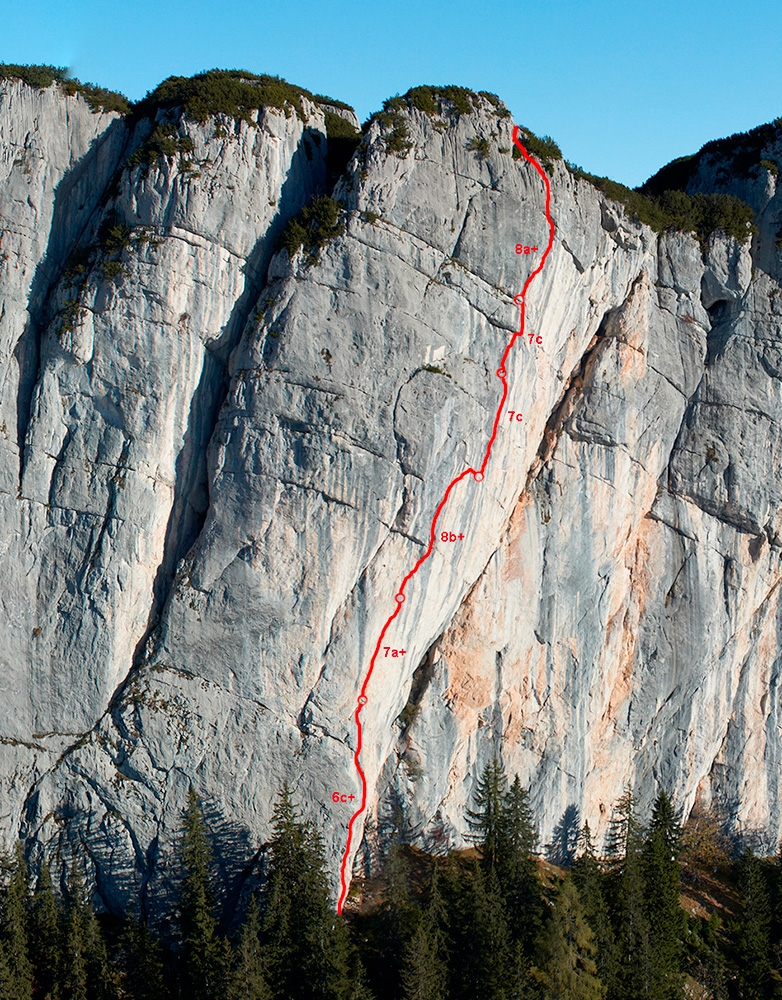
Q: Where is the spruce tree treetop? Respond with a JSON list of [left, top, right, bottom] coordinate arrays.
[[262, 784, 368, 1000], [643, 789, 685, 1000], [179, 787, 228, 1000], [466, 758, 508, 870]]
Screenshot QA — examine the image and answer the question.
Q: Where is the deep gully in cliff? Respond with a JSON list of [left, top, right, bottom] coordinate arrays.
[[336, 125, 556, 912]]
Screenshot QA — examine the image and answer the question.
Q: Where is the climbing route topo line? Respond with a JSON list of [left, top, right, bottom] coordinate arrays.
[[337, 124, 556, 913]]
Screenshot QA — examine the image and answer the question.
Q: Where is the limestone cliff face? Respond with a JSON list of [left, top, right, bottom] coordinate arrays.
[[1, 77, 782, 909]]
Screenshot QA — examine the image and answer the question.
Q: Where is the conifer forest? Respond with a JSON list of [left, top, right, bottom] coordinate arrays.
[[0, 761, 780, 999]]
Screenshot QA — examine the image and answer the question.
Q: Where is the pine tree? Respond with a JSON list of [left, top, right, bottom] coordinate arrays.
[[643, 790, 684, 999], [400, 868, 448, 1000], [466, 758, 509, 871], [261, 784, 366, 1000], [118, 913, 165, 1000], [229, 896, 271, 1000], [179, 787, 228, 1000], [535, 875, 605, 1000], [572, 823, 618, 989], [605, 789, 652, 1000], [29, 861, 61, 1000], [0, 842, 33, 1000], [734, 848, 771, 1000], [500, 775, 543, 955]]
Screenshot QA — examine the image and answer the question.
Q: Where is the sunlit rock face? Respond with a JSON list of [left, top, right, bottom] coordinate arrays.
[[1, 77, 781, 910]]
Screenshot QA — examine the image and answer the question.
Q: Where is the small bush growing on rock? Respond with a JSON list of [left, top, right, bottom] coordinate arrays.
[[516, 128, 563, 170], [101, 260, 128, 281], [479, 90, 511, 118], [468, 136, 491, 158], [60, 298, 83, 333], [281, 196, 345, 262], [98, 212, 133, 255], [127, 122, 197, 170], [373, 104, 412, 156], [323, 110, 359, 139]]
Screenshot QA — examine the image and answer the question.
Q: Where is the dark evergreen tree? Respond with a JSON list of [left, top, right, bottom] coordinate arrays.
[[686, 913, 728, 1000], [643, 790, 684, 999], [500, 775, 543, 955], [605, 789, 652, 1000], [61, 859, 109, 1000], [400, 868, 448, 1000], [376, 842, 415, 998], [734, 848, 771, 1000], [572, 822, 618, 989], [535, 875, 605, 1000], [400, 918, 445, 1000], [466, 758, 509, 871], [0, 941, 13, 1000], [228, 896, 271, 1000], [118, 913, 165, 1000], [261, 784, 368, 1000], [29, 862, 61, 1000], [0, 842, 33, 1000], [457, 863, 517, 1000], [179, 788, 229, 1000]]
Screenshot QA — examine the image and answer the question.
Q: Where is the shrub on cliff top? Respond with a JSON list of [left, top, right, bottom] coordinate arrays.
[[0, 63, 130, 113], [136, 69, 350, 125], [323, 110, 359, 139], [570, 166, 756, 245], [641, 117, 782, 193], [379, 85, 509, 120], [0, 63, 67, 88]]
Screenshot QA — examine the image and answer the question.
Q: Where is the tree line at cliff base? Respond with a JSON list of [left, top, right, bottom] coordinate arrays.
[[1, 761, 781, 999]]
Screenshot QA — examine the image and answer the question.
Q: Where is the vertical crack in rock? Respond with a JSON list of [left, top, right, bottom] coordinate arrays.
[[120, 128, 333, 677], [396, 639, 440, 737], [525, 307, 617, 488], [16, 118, 131, 485]]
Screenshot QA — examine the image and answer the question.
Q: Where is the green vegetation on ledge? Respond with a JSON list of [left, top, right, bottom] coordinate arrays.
[[366, 86, 509, 158], [374, 85, 511, 122], [323, 110, 359, 139], [127, 121, 196, 171], [0, 63, 130, 113], [134, 68, 349, 124], [281, 196, 345, 262], [569, 166, 756, 245], [513, 127, 563, 173]]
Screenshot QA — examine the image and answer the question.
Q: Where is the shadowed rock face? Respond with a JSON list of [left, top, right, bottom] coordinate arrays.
[[1, 77, 782, 911]]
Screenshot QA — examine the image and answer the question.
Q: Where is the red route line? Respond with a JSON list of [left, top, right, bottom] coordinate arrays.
[[336, 125, 556, 913]]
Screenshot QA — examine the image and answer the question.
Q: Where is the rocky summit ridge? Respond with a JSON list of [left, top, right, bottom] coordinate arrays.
[[1, 67, 782, 912]]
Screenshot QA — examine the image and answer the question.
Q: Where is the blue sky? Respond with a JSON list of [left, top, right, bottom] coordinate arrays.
[[2, 0, 780, 188]]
